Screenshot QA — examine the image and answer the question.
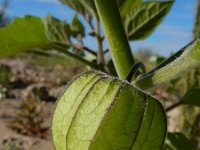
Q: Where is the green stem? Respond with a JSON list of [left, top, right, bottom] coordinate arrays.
[[96, 19, 105, 66], [166, 101, 182, 112], [53, 44, 98, 69], [95, 0, 135, 79]]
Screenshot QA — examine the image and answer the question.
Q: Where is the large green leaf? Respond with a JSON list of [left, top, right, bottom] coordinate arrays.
[[164, 133, 196, 150], [0, 16, 52, 57], [124, 1, 173, 40], [137, 38, 200, 89], [52, 71, 167, 150], [0, 15, 73, 58]]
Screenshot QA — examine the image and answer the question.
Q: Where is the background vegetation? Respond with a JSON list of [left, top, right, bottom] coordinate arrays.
[[0, 0, 200, 149]]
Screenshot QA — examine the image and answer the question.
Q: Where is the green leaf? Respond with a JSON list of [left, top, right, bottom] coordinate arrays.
[[52, 71, 167, 150], [136, 38, 200, 89], [181, 88, 200, 106], [0, 15, 72, 58], [44, 14, 71, 45], [164, 133, 196, 150], [60, 0, 172, 41], [0, 16, 52, 57], [59, 0, 128, 18], [124, 1, 173, 40], [79, 0, 98, 19], [60, 0, 141, 19], [120, 0, 141, 16], [59, 0, 87, 17], [59, 0, 98, 19], [71, 14, 85, 37]]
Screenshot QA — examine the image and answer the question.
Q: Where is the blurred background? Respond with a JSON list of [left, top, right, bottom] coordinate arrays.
[[0, 0, 199, 150]]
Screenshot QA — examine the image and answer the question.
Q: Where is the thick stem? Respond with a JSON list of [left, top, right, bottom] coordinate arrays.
[[95, 0, 135, 79]]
